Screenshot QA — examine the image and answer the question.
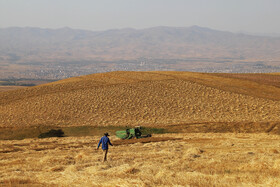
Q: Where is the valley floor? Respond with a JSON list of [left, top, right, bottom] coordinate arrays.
[[1, 133, 280, 186]]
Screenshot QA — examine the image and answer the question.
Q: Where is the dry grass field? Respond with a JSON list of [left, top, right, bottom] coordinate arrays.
[[1, 71, 280, 186], [1, 133, 280, 186], [1, 71, 280, 128]]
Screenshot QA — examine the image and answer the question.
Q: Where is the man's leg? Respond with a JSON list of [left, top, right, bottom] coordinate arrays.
[[103, 149, 108, 162]]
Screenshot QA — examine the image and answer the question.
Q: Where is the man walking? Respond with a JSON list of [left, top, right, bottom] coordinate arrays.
[[97, 132, 113, 162]]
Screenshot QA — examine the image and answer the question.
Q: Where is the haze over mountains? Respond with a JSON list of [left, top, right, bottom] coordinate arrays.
[[1, 26, 280, 79]]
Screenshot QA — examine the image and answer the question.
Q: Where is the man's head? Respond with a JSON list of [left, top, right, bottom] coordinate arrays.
[[104, 132, 109, 136]]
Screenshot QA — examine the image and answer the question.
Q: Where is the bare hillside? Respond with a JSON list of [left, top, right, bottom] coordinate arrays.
[[1, 71, 280, 127]]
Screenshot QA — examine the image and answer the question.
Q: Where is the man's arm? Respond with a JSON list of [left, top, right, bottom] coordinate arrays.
[[97, 138, 102, 149], [108, 138, 113, 146]]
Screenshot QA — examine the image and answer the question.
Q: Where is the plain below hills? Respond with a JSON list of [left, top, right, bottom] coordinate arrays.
[[1, 71, 280, 129]]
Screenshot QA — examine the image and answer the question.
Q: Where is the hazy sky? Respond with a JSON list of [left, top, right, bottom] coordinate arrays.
[[1, 0, 279, 33]]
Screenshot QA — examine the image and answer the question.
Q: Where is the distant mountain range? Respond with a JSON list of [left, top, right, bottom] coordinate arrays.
[[1, 26, 280, 79]]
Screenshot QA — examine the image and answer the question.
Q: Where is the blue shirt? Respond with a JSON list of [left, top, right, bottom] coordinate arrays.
[[97, 136, 112, 150]]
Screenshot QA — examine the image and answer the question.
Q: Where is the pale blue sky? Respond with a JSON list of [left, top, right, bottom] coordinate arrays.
[[0, 0, 279, 33]]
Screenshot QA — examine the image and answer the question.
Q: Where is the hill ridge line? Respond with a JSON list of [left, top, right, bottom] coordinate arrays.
[[0, 71, 180, 105], [2, 71, 280, 105]]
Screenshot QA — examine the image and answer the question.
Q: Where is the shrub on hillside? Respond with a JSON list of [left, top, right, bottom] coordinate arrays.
[[38, 129, 64, 138]]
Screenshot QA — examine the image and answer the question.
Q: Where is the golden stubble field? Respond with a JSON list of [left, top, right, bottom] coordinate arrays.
[[1, 71, 280, 128], [1, 133, 280, 186]]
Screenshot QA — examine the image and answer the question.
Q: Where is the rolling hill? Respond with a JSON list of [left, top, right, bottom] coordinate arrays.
[[1, 71, 280, 128]]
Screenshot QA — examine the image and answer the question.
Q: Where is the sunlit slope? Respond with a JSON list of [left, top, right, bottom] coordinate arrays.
[[1, 71, 280, 127]]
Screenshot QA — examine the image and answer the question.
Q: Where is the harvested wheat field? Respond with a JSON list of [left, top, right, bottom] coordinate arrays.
[[1, 71, 280, 127], [1, 133, 280, 186], [1, 71, 280, 186]]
